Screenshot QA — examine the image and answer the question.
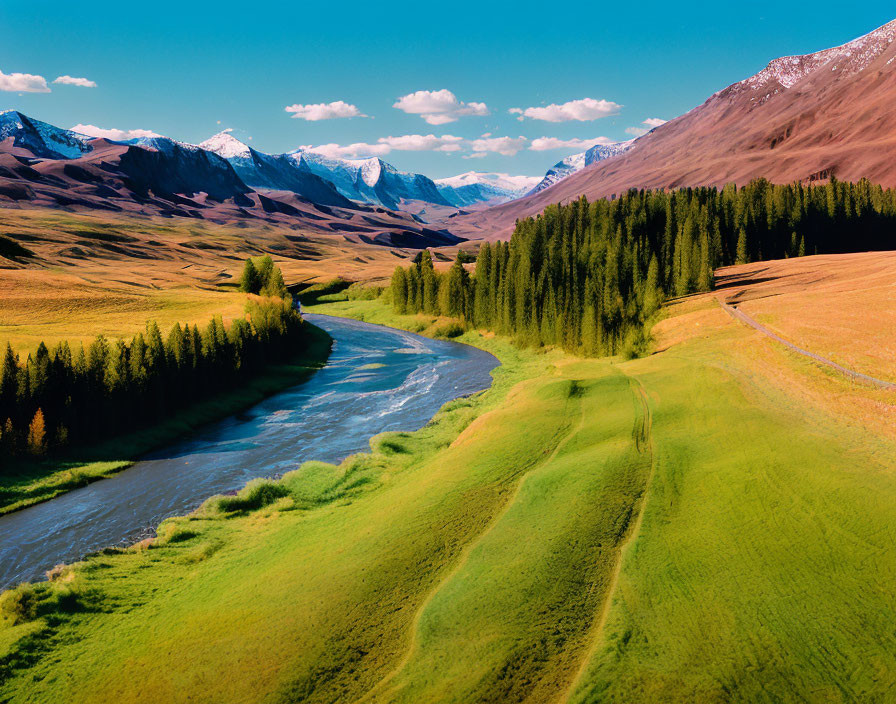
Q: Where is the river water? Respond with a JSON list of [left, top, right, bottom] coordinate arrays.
[[0, 314, 499, 589]]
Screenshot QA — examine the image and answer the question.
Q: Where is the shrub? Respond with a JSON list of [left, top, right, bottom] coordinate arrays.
[[212, 478, 290, 514], [155, 520, 199, 544], [345, 283, 382, 301], [620, 327, 651, 360], [0, 584, 38, 625], [434, 322, 465, 339]]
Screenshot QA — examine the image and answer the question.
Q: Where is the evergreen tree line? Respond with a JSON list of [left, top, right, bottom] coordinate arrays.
[[391, 178, 896, 355], [0, 276, 307, 468]]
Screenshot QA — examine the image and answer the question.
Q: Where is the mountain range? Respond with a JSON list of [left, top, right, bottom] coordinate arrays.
[[0, 114, 548, 241], [435, 172, 541, 207], [447, 18, 896, 240], [3, 18, 896, 247], [525, 141, 633, 197], [0, 114, 464, 248]]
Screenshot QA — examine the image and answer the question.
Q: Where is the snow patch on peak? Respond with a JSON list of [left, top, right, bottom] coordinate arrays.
[[435, 171, 540, 193], [733, 18, 896, 95], [0, 111, 91, 159], [560, 152, 587, 171], [199, 131, 251, 159], [353, 157, 384, 187], [527, 140, 633, 197]]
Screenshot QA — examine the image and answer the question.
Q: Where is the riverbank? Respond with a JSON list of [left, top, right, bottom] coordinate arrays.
[[3, 275, 895, 702], [0, 322, 332, 517]]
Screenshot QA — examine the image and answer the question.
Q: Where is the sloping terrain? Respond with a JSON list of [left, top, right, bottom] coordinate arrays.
[[1, 252, 894, 702], [0, 208, 437, 355], [450, 18, 896, 240]]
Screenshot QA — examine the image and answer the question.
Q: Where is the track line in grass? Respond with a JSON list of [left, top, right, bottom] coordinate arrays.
[[718, 298, 895, 390], [562, 374, 656, 704], [357, 385, 588, 704]]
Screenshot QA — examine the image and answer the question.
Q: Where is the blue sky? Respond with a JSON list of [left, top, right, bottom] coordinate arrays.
[[1, 2, 893, 178]]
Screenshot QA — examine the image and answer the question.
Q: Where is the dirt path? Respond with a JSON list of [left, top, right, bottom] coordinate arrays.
[[718, 299, 896, 390]]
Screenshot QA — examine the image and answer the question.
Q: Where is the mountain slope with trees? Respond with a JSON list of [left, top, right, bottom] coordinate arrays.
[[393, 179, 896, 355], [448, 18, 896, 240]]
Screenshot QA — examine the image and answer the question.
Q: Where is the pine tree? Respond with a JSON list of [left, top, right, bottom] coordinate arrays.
[[256, 255, 275, 292], [0, 343, 18, 411], [698, 230, 713, 291], [473, 243, 492, 328], [27, 409, 46, 456], [390, 267, 408, 313], [421, 253, 438, 314], [2, 418, 14, 455], [736, 228, 749, 264], [262, 266, 288, 298], [239, 258, 261, 294], [643, 255, 661, 317]]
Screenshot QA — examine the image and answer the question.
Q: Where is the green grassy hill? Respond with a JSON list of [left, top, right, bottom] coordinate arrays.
[[1, 294, 893, 703]]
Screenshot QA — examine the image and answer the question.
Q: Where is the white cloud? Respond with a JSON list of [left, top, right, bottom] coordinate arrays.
[[71, 124, 162, 141], [303, 133, 464, 160], [53, 75, 97, 88], [302, 132, 616, 161], [378, 134, 463, 152], [285, 100, 367, 121], [393, 89, 489, 125], [304, 142, 389, 159], [626, 117, 667, 137], [468, 136, 528, 157], [529, 136, 614, 151], [0, 70, 50, 93], [511, 97, 621, 123]]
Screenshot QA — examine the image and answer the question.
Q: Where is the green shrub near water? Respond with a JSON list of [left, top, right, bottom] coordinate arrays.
[[434, 322, 465, 339], [207, 478, 291, 515]]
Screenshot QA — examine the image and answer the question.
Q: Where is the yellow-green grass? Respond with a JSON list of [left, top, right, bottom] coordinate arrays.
[[1, 290, 895, 702], [0, 208, 423, 355], [0, 269, 249, 357], [0, 323, 332, 516]]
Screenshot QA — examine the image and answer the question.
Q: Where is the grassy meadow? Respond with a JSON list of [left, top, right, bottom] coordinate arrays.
[[0, 208, 418, 356], [1, 274, 894, 702]]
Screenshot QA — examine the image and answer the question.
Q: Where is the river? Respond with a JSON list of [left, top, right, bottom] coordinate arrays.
[[0, 314, 499, 590]]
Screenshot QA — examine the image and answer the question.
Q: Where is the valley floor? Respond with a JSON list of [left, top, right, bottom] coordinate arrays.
[[1, 254, 894, 702]]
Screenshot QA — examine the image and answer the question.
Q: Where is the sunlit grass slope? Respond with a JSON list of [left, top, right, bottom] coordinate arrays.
[[2, 277, 895, 702]]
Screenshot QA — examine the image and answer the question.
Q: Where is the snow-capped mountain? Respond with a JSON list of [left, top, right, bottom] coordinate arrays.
[[527, 141, 633, 196], [199, 132, 352, 207], [724, 17, 896, 101], [113, 134, 251, 201], [435, 172, 540, 207], [448, 18, 896, 241], [0, 110, 92, 159], [288, 151, 452, 210]]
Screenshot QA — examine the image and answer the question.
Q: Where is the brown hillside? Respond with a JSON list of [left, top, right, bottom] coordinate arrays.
[[450, 19, 896, 240]]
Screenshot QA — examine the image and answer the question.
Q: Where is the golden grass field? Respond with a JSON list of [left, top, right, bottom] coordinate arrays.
[[715, 251, 896, 384], [0, 209, 422, 354]]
